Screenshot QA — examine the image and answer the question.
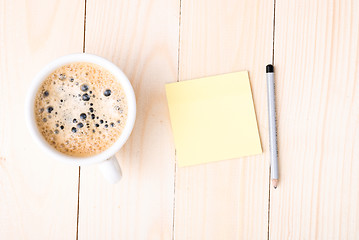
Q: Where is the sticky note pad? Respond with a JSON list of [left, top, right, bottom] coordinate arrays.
[[165, 71, 262, 167]]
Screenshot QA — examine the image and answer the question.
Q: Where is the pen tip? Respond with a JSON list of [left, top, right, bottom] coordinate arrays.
[[266, 64, 274, 73], [272, 179, 278, 189]]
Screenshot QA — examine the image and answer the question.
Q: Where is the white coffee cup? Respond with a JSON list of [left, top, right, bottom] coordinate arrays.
[[25, 53, 136, 183]]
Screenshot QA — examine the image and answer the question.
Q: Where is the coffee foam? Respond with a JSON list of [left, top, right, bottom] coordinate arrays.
[[34, 62, 128, 157]]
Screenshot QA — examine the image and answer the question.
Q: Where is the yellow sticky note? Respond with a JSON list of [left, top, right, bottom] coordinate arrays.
[[165, 71, 262, 167]]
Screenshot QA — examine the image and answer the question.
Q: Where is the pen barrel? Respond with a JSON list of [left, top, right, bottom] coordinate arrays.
[[267, 72, 279, 180]]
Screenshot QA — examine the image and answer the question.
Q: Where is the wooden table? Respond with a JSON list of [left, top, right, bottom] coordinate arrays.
[[1, 0, 358, 239]]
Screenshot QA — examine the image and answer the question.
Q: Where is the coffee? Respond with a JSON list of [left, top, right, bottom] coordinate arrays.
[[34, 62, 128, 157]]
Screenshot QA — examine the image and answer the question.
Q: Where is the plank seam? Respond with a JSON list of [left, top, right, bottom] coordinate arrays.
[[271, 0, 276, 65], [172, 0, 182, 239], [267, 168, 271, 240], [176, 0, 182, 83], [82, 0, 87, 53], [268, 0, 276, 239], [172, 151, 178, 240], [76, 167, 81, 240], [76, 1, 87, 239]]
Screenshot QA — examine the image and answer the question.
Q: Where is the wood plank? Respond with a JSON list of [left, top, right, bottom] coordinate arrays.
[[77, 0, 179, 239], [270, 0, 359, 239], [0, 0, 84, 239], [174, 0, 273, 239]]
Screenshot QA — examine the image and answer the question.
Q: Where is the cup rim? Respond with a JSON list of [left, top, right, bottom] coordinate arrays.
[[25, 53, 136, 166]]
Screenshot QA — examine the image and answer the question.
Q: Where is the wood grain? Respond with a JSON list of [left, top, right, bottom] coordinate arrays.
[[2, 0, 358, 238], [270, 0, 359, 239], [77, 0, 179, 239], [0, 0, 84, 239], [174, 0, 273, 239]]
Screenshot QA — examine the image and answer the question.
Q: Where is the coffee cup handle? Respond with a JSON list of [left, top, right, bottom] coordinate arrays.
[[98, 156, 122, 183]]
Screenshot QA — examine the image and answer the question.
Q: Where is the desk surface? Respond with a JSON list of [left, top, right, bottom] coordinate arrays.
[[1, 0, 358, 239]]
